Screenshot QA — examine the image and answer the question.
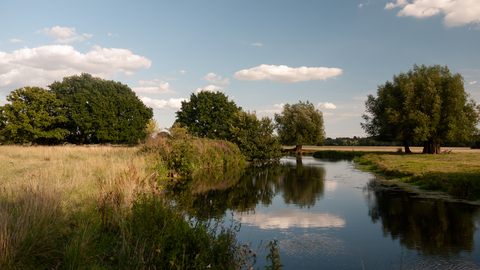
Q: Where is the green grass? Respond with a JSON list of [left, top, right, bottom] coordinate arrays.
[[355, 152, 480, 199]]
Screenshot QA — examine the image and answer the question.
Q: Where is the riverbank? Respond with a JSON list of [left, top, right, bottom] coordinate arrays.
[[0, 146, 250, 269], [355, 151, 480, 201]]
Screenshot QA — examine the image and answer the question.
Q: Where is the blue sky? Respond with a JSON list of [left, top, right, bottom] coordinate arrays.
[[1, 0, 479, 137]]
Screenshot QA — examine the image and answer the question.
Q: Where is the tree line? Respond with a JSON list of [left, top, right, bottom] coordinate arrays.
[[1, 64, 479, 156]]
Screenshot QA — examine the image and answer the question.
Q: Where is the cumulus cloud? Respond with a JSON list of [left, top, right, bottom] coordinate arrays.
[[234, 64, 343, 83], [132, 79, 177, 94], [140, 97, 187, 110], [237, 209, 345, 230], [38, 26, 92, 43], [124, 71, 134, 78], [317, 102, 337, 109], [180, 70, 186, 74], [0, 45, 151, 89], [385, 0, 480, 27], [9, 39, 25, 43], [469, 81, 477, 85], [195, 85, 226, 93], [273, 103, 284, 109], [251, 42, 263, 46], [202, 72, 230, 85]]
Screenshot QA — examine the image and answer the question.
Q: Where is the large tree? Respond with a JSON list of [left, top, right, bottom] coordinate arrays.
[[274, 101, 325, 152], [175, 91, 240, 139], [362, 64, 480, 154], [49, 73, 153, 144], [228, 110, 282, 161], [0, 87, 68, 145]]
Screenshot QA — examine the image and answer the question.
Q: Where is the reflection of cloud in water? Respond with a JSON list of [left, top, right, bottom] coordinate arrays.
[[324, 181, 338, 192], [279, 234, 349, 258], [237, 209, 345, 229]]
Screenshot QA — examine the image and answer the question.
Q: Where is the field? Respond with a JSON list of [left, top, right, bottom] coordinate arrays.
[[0, 145, 246, 269]]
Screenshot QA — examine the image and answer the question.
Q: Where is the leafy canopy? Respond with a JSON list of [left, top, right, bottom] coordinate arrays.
[[274, 101, 325, 150], [174, 91, 240, 139], [362, 64, 480, 153], [49, 73, 153, 144], [0, 87, 68, 144], [228, 110, 282, 161]]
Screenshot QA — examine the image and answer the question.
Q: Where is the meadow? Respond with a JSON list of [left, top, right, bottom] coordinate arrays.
[[0, 145, 253, 269]]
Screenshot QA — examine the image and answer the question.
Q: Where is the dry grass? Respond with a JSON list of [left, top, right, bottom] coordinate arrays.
[[287, 145, 477, 153], [0, 145, 160, 268]]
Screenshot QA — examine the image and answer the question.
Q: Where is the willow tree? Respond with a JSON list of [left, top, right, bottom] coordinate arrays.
[[274, 101, 325, 152], [362, 64, 480, 154]]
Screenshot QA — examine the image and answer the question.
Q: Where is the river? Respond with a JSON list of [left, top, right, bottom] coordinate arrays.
[[168, 156, 480, 269]]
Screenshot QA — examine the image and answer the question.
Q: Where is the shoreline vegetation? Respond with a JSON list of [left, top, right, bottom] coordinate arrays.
[[310, 146, 480, 201], [0, 144, 261, 269]]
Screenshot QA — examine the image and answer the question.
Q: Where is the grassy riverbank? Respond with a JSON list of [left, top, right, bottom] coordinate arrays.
[[0, 146, 253, 269], [355, 151, 480, 200]]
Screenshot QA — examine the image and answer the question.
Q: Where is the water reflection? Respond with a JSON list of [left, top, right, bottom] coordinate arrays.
[[239, 210, 345, 229], [364, 179, 479, 256], [167, 159, 326, 218]]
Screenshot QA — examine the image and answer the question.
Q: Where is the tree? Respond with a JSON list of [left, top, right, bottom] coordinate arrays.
[[274, 101, 325, 152], [49, 73, 153, 144], [362, 64, 480, 154], [0, 87, 68, 145], [228, 111, 282, 161], [145, 119, 161, 137], [175, 91, 240, 139]]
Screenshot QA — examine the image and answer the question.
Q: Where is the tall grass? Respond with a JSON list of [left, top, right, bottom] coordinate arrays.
[[0, 146, 250, 269], [355, 152, 480, 199]]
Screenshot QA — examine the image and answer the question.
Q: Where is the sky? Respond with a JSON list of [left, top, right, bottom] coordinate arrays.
[[1, 0, 480, 138]]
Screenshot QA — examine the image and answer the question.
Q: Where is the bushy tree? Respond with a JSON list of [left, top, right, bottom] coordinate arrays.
[[175, 91, 240, 139], [274, 101, 325, 151], [49, 73, 153, 144], [145, 119, 161, 137], [362, 64, 480, 154], [0, 87, 68, 145], [228, 111, 282, 161]]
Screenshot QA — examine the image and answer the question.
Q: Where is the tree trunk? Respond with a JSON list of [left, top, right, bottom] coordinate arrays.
[[296, 155, 303, 165], [422, 139, 441, 154], [295, 145, 302, 152], [402, 140, 412, 154]]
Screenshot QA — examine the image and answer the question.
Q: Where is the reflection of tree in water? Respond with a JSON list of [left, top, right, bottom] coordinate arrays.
[[167, 159, 326, 218], [364, 179, 479, 256], [277, 162, 325, 209]]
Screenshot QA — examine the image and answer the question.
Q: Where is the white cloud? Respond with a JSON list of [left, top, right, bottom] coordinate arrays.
[[469, 81, 477, 85], [180, 70, 186, 74], [385, 0, 480, 27], [195, 85, 226, 93], [251, 42, 263, 46], [359, 3, 364, 8], [317, 102, 337, 109], [38, 26, 92, 43], [237, 209, 346, 230], [9, 39, 25, 43], [0, 45, 151, 89], [124, 71, 134, 78], [273, 103, 284, 109], [234, 64, 343, 83], [132, 79, 177, 94], [140, 97, 187, 110], [202, 72, 230, 85]]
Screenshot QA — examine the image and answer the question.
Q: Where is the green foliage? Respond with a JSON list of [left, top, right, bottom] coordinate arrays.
[[228, 110, 282, 161], [362, 64, 480, 154], [49, 73, 153, 144], [264, 240, 283, 270], [0, 87, 68, 145], [175, 91, 240, 139], [141, 123, 246, 175], [145, 118, 161, 137], [274, 101, 325, 151]]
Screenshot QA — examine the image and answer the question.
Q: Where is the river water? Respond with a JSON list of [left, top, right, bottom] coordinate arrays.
[[168, 156, 480, 269]]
